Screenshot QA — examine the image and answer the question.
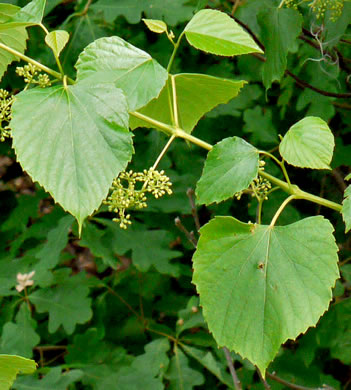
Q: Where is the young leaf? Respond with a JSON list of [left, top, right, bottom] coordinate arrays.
[[279, 117, 335, 169], [75, 36, 168, 111], [184, 9, 263, 56], [13, 367, 82, 390], [0, 5, 28, 81], [11, 82, 133, 228], [0, 305, 40, 358], [196, 137, 259, 205], [45, 30, 69, 57], [142, 18, 168, 34], [257, 8, 302, 90], [192, 216, 339, 374], [29, 274, 92, 334], [130, 74, 246, 133], [0, 355, 36, 390], [342, 185, 351, 233]]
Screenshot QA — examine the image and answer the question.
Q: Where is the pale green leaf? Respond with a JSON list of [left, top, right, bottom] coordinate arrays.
[[130, 74, 246, 134], [29, 274, 92, 334], [345, 173, 351, 181], [257, 8, 302, 90], [342, 185, 351, 233], [0, 5, 28, 81], [142, 18, 168, 34], [0, 355, 36, 390], [75, 36, 168, 111], [11, 82, 133, 228], [196, 136, 259, 205], [279, 117, 335, 169], [165, 347, 204, 390], [192, 216, 339, 374], [13, 367, 82, 390], [0, 305, 40, 358], [184, 9, 263, 56], [45, 30, 69, 57]]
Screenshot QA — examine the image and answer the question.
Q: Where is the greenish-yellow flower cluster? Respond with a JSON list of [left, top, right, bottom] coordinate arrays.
[[286, 0, 344, 21], [16, 64, 51, 88], [251, 176, 272, 201], [0, 89, 14, 142], [104, 168, 172, 229]]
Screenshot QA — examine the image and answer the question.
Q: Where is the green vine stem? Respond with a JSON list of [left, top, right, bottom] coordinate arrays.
[[0, 42, 342, 214], [40, 23, 65, 76], [270, 195, 296, 227], [167, 32, 185, 73], [130, 111, 342, 213], [259, 150, 292, 187], [0, 42, 74, 84]]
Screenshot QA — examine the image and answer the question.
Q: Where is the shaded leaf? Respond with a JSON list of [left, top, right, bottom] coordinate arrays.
[[184, 9, 263, 56], [257, 7, 302, 90], [0, 355, 36, 390], [11, 81, 133, 228], [9, 0, 46, 26], [29, 274, 92, 334], [196, 136, 259, 205], [279, 117, 334, 169], [0, 305, 40, 358], [130, 74, 246, 133], [192, 216, 339, 374], [13, 367, 82, 390]]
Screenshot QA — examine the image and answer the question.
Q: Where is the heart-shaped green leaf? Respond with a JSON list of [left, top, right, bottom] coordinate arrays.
[[11, 82, 133, 228], [75, 36, 168, 111], [192, 215, 339, 374], [45, 30, 69, 57], [130, 74, 246, 133], [196, 136, 259, 205], [279, 116, 335, 169], [184, 9, 263, 56]]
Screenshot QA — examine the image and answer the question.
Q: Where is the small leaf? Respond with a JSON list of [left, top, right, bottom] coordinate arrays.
[[196, 136, 259, 205], [0, 355, 36, 390], [342, 185, 351, 233], [279, 117, 335, 169], [130, 74, 246, 134], [45, 30, 69, 57], [345, 173, 351, 181], [0, 5, 28, 81], [142, 18, 168, 34], [76, 36, 168, 111], [192, 216, 339, 374], [184, 9, 263, 56], [11, 81, 133, 228], [257, 7, 302, 90]]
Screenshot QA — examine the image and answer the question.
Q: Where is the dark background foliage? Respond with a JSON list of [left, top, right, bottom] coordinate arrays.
[[0, 0, 351, 388]]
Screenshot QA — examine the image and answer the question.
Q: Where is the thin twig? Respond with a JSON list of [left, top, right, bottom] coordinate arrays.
[[231, 0, 240, 15], [223, 347, 242, 390], [331, 169, 347, 192], [175, 217, 198, 248], [186, 188, 201, 232]]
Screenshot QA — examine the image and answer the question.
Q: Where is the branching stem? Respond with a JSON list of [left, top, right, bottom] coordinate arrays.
[[167, 32, 185, 73]]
